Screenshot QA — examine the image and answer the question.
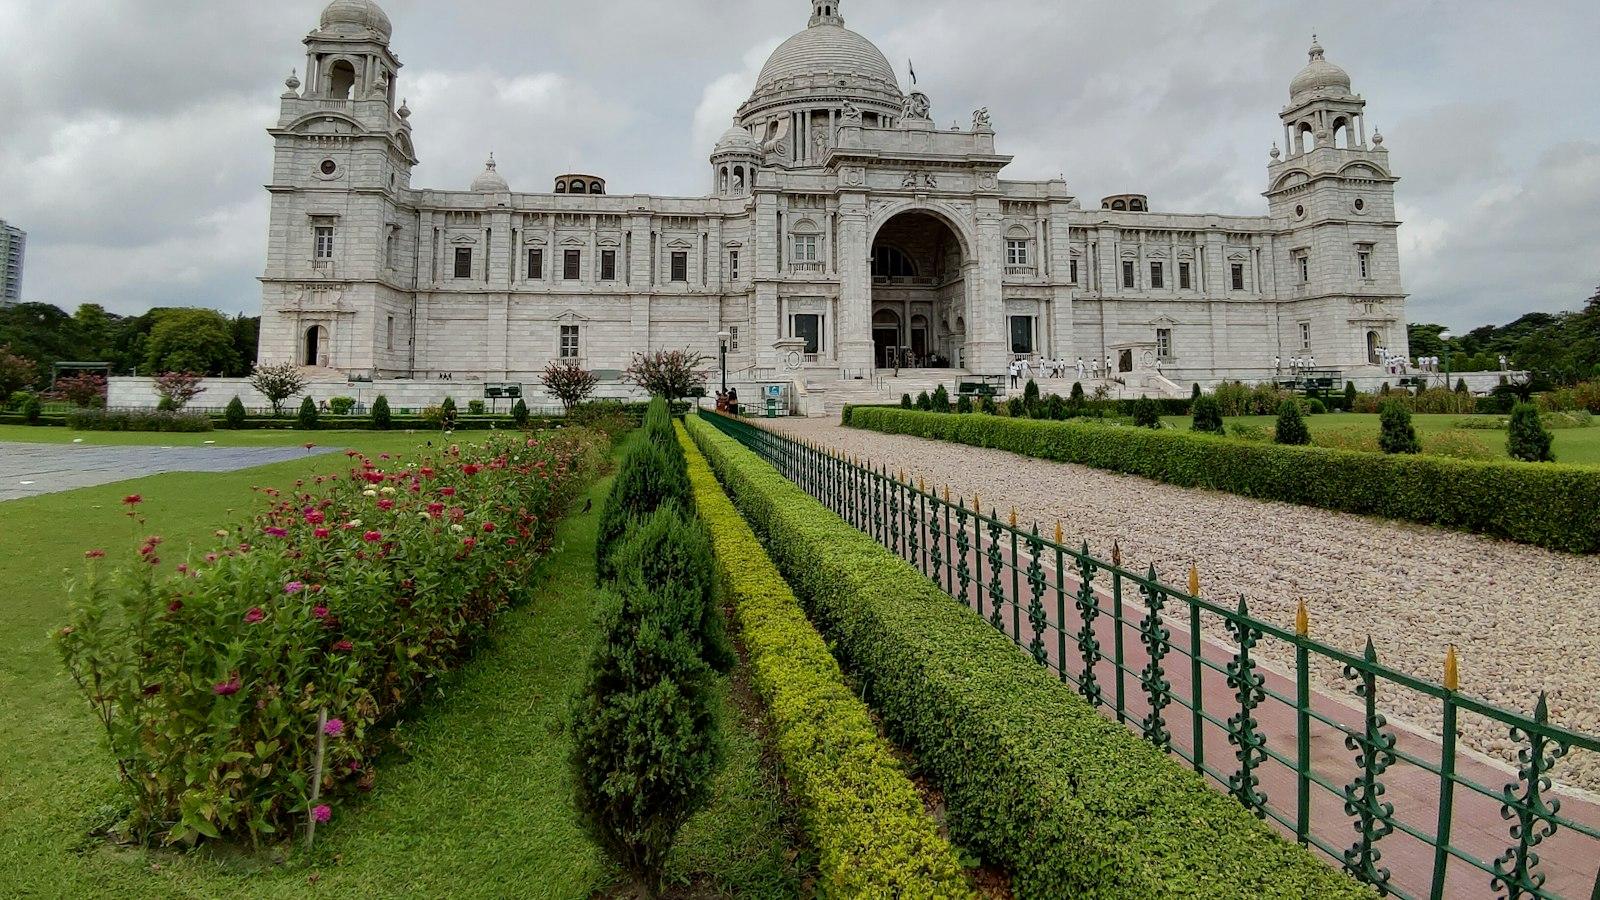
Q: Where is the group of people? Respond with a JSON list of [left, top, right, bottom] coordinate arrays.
[[1272, 355, 1319, 375], [713, 387, 739, 412], [1007, 355, 1125, 387]]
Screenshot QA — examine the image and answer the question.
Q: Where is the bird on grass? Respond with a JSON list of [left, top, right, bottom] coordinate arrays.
[[581, 497, 593, 514]]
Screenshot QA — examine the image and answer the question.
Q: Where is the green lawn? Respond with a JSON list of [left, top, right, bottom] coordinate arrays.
[[1157, 412, 1600, 466], [0, 434, 799, 897]]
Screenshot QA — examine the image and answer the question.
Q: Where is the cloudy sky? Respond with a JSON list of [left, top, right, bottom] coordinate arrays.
[[1, 0, 1596, 330]]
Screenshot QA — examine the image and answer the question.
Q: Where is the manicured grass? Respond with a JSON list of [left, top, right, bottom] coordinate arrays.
[[0, 435, 799, 897], [1157, 412, 1600, 466]]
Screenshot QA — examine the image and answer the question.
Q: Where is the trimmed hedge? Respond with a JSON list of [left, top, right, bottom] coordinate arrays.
[[685, 414, 1374, 899], [64, 408, 214, 432], [845, 407, 1600, 554], [675, 422, 973, 897]]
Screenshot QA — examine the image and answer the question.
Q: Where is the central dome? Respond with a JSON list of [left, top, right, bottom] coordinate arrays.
[[754, 24, 899, 96]]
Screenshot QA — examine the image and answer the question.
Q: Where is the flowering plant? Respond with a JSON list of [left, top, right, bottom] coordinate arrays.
[[57, 428, 606, 846]]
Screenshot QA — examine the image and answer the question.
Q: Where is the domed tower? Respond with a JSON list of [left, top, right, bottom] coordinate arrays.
[[710, 120, 761, 197], [470, 154, 510, 193], [737, 0, 904, 167], [1266, 36, 1405, 371]]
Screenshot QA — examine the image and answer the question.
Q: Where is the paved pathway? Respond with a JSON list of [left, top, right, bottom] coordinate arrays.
[[0, 442, 339, 501]]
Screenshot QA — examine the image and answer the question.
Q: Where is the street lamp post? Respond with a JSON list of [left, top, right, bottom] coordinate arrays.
[[717, 329, 731, 397], [1439, 330, 1454, 389]]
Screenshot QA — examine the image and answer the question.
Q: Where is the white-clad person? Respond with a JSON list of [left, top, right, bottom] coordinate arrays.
[[1077, 356, 1086, 379], [1273, 355, 1281, 375], [1105, 354, 1113, 377]]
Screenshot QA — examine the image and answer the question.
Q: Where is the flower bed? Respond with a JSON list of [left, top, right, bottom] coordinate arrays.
[[676, 422, 972, 896], [685, 414, 1372, 899], [57, 429, 607, 845]]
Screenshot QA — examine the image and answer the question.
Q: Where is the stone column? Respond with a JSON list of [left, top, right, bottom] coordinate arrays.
[[835, 195, 872, 378], [968, 204, 1006, 374]]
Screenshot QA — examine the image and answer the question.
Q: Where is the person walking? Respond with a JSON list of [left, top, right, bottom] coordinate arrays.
[[1077, 356, 1086, 379]]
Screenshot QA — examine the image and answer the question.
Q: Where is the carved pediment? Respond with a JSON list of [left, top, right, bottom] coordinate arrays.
[[665, 238, 694, 249], [448, 234, 479, 245], [551, 309, 591, 323], [559, 236, 586, 246]]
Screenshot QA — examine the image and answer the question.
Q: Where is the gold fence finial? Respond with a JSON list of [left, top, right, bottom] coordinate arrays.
[[918, 475, 926, 492], [1055, 521, 1064, 544], [1009, 507, 1017, 527], [1187, 563, 1200, 597], [1112, 540, 1121, 565], [943, 484, 950, 502], [1295, 599, 1309, 637], [1444, 645, 1459, 692], [973, 491, 980, 513]]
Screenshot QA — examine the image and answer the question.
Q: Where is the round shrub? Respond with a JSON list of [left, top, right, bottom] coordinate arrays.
[[328, 396, 357, 415], [956, 395, 973, 414], [931, 383, 950, 411], [467, 400, 486, 416], [916, 391, 932, 412], [512, 397, 530, 427], [1044, 393, 1068, 420], [1273, 398, 1311, 445], [439, 396, 458, 430], [371, 394, 392, 430], [297, 395, 319, 430], [224, 395, 246, 429], [1005, 396, 1026, 418], [901, 393, 913, 409], [1190, 395, 1224, 434], [1508, 402, 1554, 462], [1131, 395, 1160, 429], [1378, 401, 1421, 454], [1306, 398, 1326, 415]]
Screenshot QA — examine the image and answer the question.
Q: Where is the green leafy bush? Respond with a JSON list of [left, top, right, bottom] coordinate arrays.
[[1190, 395, 1224, 434], [1378, 402, 1420, 454], [57, 429, 605, 845], [677, 423, 973, 896], [595, 427, 693, 579], [1191, 382, 1202, 400], [1005, 396, 1025, 417], [224, 395, 246, 428], [901, 393, 913, 409], [23, 393, 42, 424], [931, 383, 950, 411], [606, 503, 734, 673], [328, 396, 357, 415], [955, 394, 973, 414], [916, 391, 932, 411], [296, 395, 319, 430], [467, 400, 486, 415], [156, 395, 177, 412], [1306, 398, 1326, 415], [1069, 381, 1085, 406], [844, 407, 1600, 553], [1345, 382, 1358, 408], [1508, 402, 1555, 462], [66, 409, 214, 433], [512, 397, 530, 427], [1022, 378, 1040, 410], [1043, 393, 1068, 420], [439, 396, 458, 430], [685, 416, 1370, 899], [371, 394, 391, 430], [1131, 396, 1161, 429], [1274, 399, 1310, 445]]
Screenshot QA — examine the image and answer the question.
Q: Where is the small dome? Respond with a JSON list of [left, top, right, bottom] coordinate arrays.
[[1289, 37, 1351, 102], [320, 0, 392, 42], [713, 122, 760, 155], [470, 154, 509, 192]]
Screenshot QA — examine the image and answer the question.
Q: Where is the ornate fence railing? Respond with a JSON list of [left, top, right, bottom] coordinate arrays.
[[700, 411, 1600, 900]]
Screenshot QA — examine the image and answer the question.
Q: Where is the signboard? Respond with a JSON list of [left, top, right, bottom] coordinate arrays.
[[484, 383, 523, 399]]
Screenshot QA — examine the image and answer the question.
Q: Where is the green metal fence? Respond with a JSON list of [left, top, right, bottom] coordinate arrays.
[[701, 411, 1600, 900]]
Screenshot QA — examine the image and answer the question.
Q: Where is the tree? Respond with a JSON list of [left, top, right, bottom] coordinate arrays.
[[22, 394, 42, 424], [916, 390, 931, 411], [439, 396, 458, 430], [297, 395, 320, 430], [249, 363, 307, 416], [371, 394, 392, 430], [1274, 398, 1311, 445], [900, 393, 912, 409], [0, 344, 36, 401], [51, 372, 107, 408], [512, 397, 530, 426], [955, 394, 973, 414], [143, 309, 240, 376], [624, 349, 710, 402], [224, 395, 247, 428], [1023, 378, 1041, 410], [1131, 395, 1161, 428], [931, 383, 949, 410], [1455, 377, 1469, 394], [1344, 381, 1358, 409], [1191, 382, 1202, 400], [1191, 394, 1225, 434], [1378, 401, 1421, 454], [541, 359, 599, 410], [1507, 402, 1554, 462], [153, 371, 206, 411]]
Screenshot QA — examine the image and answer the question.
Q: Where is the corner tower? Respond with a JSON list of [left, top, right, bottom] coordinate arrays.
[[1266, 37, 1405, 370], [258, 0, 420, 377]]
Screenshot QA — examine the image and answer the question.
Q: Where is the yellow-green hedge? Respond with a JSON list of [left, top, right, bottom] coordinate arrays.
[[845, 406, 1600, 554], [674, 422, 973, 897], [686, 414, 1374, 899]]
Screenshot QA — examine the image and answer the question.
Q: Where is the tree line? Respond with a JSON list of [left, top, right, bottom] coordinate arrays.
[[0, 302, 259, 388], [1408, 285, 1600, 384]]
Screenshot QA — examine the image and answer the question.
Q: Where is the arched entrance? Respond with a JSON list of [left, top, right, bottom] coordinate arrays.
[[870, 210, 966, 370], [304, 325, 328, 367], [1367, 330, 1380, 364]]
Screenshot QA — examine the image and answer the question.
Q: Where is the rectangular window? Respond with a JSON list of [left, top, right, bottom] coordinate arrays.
[[729, 325, 740, 351], [728, 250, 740, 281], [670, 251, 688, 282], [1179, 262, 1191, 290], [559, 325, 580, 358], [453, 247, 473, 279], [1358, 250, 1371, 279], [1069, 259, 1079, 284], [1006, 240, 1030, 266], [792, 234, 818, 263], [386, 315, 394, 351], [792, 314, 821, 354], [600, 249, 617, 281], [1297, 252, 1310, 283], [1156, 327, 1172, 359], [1150, 262, 1164, 289], [1300, 322, 1311, 351], [1008, 315, 1036, 354], [526, 248, 543, 279], [1230, 263, 1245, 291], [1122, 260, 1136, 289], [563, 249, 581, 280], [384, 232, 395, 269], [314, 226, 335, 261]]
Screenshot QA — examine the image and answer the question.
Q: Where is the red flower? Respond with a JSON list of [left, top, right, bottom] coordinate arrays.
[[244, 607, 265, 623], [426, 502, 444, 517], [332, 639, 354, 652], [313, 606, 330, 619], [463, 537, 477, 550], [304, 509, 325, 525], [377, 498, 395, 511], [213, 678, 241, 696], [167, 600, 183, 613], [122, 494, 143, 506], [84, 549, 106, 559], [314, 526, 331, 539], [462, 464, 481, 476], [481, 522, 496, 533], [264, 526, 288, 538], [363, 530, 382, 543], [419, 467, 434, 478], [440, 487, 457, 497]]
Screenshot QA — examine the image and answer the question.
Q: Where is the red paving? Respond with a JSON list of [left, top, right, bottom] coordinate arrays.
[[793, 452, 1600, 899]]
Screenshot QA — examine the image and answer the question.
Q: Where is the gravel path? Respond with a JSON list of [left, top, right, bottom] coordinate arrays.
[[771, 418, 1600, 793]]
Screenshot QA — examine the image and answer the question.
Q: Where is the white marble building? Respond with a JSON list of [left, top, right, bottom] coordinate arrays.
[[256, 0, 1408, 402]]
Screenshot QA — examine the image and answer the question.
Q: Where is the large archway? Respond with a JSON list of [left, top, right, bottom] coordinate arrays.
[[869, 210, 967, 370]]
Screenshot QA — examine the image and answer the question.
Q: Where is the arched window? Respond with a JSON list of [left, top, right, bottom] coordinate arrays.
[[1332, 118, 1349, 149], [555, 181, 567, 193], [720, 166, 729, 195], [1298, 122, 1316, 154], [591, 181, 603, 194], [327, 60, 357, 100], [1367, 330, 1380, 364], [871, 245, 917, 278], [1112, 199, 1127, 211], [1130, 199, 1145, 212], [733, 166, 744, 191], [571, 180, 587, 194], [304, 325, 327, 367]]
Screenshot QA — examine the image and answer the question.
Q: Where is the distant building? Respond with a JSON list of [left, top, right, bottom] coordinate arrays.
[[0, 219, 23, 307]]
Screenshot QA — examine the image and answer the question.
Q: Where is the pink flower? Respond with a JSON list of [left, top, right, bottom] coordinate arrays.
[[213, 678, 241, 696], [313, 605, 330, 619], [362, 531, 382, 543], [167, 600, 183, 613], [440, 487, 457, 497], [332, 639, 353, 652], [462, 537, 477, 550], [303, 509, 325, 525], [244, 607, 264, 623], [284, 581, 306, 595], [314, 527, 331, 539], [324, 718, 345, 737], [311, 804, 332, 824], [377, 498, 394, 511], [264, 526, 288, 538]]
